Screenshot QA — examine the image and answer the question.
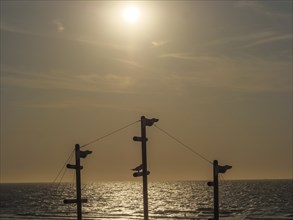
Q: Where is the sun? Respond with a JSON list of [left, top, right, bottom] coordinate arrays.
[[122, 6, 140, 23]]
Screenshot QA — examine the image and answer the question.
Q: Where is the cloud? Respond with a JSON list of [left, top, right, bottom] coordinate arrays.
[[1, 20, 64, 35], [110, 58, 144, 69], [1, 66, 138, 94], [159, 53, 197, 60], [157, 54, 292, 93], [151, 40, 169, 47], [234, 1, 262, 9], [70, 36, 135, 51], [234, 1, 292, 18], [206, 31, 275, 47], [241, 33, 292, 48], [23, 103, 73, 109], [53, 20, 64, 32], [0, 23, 35, 35], [22, 100, 140, 112], [1, 22, 134, 53], [158, 53, 224, 63], [204, 31, 292, 49]]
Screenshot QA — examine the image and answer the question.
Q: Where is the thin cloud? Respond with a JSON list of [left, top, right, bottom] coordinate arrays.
[[234, 1, 262, 9], [53, 20, 64, 33], [1, 66, 137, 94], [23, 103, 73, 109], [0, 23, 35, 35], [1, 23, 133, 52], [23, 101, 140, 112], [234, 1, 292, 18], [206, 31, 275, 47], [110, 58, 144, 69], [158, 53, 224, 63], [71, 36, 135, 51], [241, 34, 292, 48], [159, 53, 196, 60], [204, 31, 292, 50], [151, 40, 169, 47], [157, 54, 292, 93]]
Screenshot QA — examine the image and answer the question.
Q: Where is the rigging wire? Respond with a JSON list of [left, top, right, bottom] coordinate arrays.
[[71, 169, 76, 190], [219, 173, 225, 182], [218, 173, 231, 209], [52, 149, 74, 184], [80, 120, 140, 148], [154, 124, 213, 165], [51, 150, 74, 196], [56, 160, 70, 189], [52, 120, 139, 192]]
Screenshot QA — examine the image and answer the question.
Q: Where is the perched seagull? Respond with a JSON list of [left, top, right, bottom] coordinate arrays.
[[218, 165, 232, 173], [131, 164, 143, 172]]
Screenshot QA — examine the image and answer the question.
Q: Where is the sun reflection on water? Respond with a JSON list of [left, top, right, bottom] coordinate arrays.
[[0, 180, 292, 219]]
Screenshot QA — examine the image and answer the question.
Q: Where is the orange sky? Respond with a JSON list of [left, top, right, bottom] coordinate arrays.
[[0, 1, 292, 183]]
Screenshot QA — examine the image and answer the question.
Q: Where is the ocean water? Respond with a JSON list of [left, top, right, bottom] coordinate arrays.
[[0, 180, 292, 219]]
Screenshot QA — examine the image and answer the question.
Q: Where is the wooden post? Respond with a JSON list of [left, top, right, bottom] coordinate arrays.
[[208, 160, 232, 220], [213, 160, 219, 220], [64, 145, 92, 220], [75, 144, 82, 220], [141, 116, 148, 220], [132, 116, 158, 220]]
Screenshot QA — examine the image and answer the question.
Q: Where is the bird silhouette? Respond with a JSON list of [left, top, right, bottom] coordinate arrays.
[[131, 164, 143, 172], [80, 150, 92, 158], [218, 165, 232, 173]]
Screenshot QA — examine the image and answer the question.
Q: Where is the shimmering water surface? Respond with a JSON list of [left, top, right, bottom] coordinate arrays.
[[0, 180, 292, 219]]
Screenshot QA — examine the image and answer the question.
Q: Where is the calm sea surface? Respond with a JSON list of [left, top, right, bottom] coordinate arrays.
[[0, 180, 292, 219]]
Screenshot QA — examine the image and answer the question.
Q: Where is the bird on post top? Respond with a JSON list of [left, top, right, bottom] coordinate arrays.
[[145, 118, 159, 126], [80, 150, 92, 158]]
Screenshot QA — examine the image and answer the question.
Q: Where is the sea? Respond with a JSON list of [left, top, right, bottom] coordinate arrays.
[[0, 180, 292, 220]]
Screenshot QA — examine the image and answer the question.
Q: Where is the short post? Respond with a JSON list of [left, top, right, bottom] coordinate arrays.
[[213, 160, 219, 220], [64, 144, 92, 220], [75, 144, 82, 220], [207, 160, 232, 220], [132, 116, 159, 220], [141, 116, 148, 220]]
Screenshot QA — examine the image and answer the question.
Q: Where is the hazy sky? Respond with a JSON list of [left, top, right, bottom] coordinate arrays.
[[0, 1, 292, 183]]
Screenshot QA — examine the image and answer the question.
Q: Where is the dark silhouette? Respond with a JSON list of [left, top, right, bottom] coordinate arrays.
[[131, 164, 143, 172], [218, 165, 232, 173], [132, 116, 159, 220], [208, 160, 232, 220], [64, 144, 92, 220]]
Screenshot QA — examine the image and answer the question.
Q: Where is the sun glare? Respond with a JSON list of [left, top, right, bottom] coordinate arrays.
[[123, 6, 140, 23]]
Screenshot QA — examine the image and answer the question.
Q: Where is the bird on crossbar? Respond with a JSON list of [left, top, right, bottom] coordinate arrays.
[[131, 164, 143, 172]]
